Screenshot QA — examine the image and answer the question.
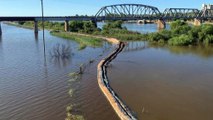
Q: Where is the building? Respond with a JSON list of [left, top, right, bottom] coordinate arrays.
[[202, 4, 213, 10]]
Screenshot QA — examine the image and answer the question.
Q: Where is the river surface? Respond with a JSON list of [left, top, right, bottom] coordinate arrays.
[[97, 22, 170, 33], [109, 42, 213, 120], [0, 23, 115, 120], [1, 23, 213, 120]]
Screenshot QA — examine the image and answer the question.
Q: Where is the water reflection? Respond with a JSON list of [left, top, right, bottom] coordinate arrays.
[[0, 35, 2, 48], [123, 41, 147, 52], [49, 43, 72, 68], [34, 32, 38, 41], [149, 43, 213, 59], [0, 35, 3, 59], [0, 23, 111, 120], [167, 45, 213, 58], [110, 41, 213, 120]]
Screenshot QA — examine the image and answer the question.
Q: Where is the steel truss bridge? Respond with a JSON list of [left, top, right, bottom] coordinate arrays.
[[95, 4, 213, 20], [0, 4, 212, 22]]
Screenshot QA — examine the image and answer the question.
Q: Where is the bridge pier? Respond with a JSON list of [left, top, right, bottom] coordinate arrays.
[[64, 20, 69, 32], [194, 18, 202, 26], [34, 21, 38, 34], [157, 19, 166, 29], [137, 20, 147, 24]]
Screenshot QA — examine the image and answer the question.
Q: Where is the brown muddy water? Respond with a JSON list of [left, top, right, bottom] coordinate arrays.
[[108, 42, 213, 120], [0, 23, 116, 120], [1, 23, 213, 120]]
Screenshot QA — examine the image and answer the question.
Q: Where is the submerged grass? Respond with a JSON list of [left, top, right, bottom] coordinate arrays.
[[66, 105, 84, 120], [50, 31, 103, 50], [67, 71, 85, 120]]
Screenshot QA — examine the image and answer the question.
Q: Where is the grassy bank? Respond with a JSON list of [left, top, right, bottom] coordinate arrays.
[[94, 28, 147, 41], [50, 31, 103, 50]]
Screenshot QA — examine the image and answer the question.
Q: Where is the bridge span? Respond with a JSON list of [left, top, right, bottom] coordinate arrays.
[[0, 4, 213, 35]]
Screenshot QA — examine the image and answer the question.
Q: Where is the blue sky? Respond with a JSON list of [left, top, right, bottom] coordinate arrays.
[[0, 0, 212, 16]]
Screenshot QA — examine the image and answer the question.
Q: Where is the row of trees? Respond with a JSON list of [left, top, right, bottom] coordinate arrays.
[[69, 21, 99, 34]]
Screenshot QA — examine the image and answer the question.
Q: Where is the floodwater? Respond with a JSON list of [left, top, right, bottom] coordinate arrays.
[[109, 42, 213, 120], [97, 22, 170, 33], [0, 23, 116, 120], [1, 22, 213, 120]]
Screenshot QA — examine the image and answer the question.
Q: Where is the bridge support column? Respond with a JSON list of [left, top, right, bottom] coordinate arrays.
[[64, 20, 69, 32], [137, 20, 147, 24], [194, 18, 202, 26], [34, 21, 38, 34], [157, 19, 166, 29]]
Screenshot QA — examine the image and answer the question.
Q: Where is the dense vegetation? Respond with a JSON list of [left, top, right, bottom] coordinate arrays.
[[11, 20, 213, 47], [50, 20, 145, 43], [147, 20, 213, 46]]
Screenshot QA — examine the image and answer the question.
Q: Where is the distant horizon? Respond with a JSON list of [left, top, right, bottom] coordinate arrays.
[[0, 0, 212, 16]]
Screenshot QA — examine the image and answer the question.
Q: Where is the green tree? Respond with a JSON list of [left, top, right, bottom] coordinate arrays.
[[69, 21, 84, 32], [83, 21, 97, 34], [103, 20, 123, 31], [170, 20, 187, 30]]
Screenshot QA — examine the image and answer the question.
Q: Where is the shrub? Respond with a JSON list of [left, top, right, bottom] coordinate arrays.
[[188, 26, 201, 41], [168, 34, 193, 46], [171, 25, 192, 36], [83, 21, 97, 34], [201, 24, 213, 34], [148, 32, 170, 42], [170, 20, 187, 30], [69, 21, 84, 32], [204, 35, 213, 44], [159, 30, 172, 41], [102, 20, 123, 31]]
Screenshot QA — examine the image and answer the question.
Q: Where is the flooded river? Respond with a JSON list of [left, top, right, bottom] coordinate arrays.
[[109, 42, 213, 120], [0, 23, 213, 120], [0, 23, 114, 120]]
